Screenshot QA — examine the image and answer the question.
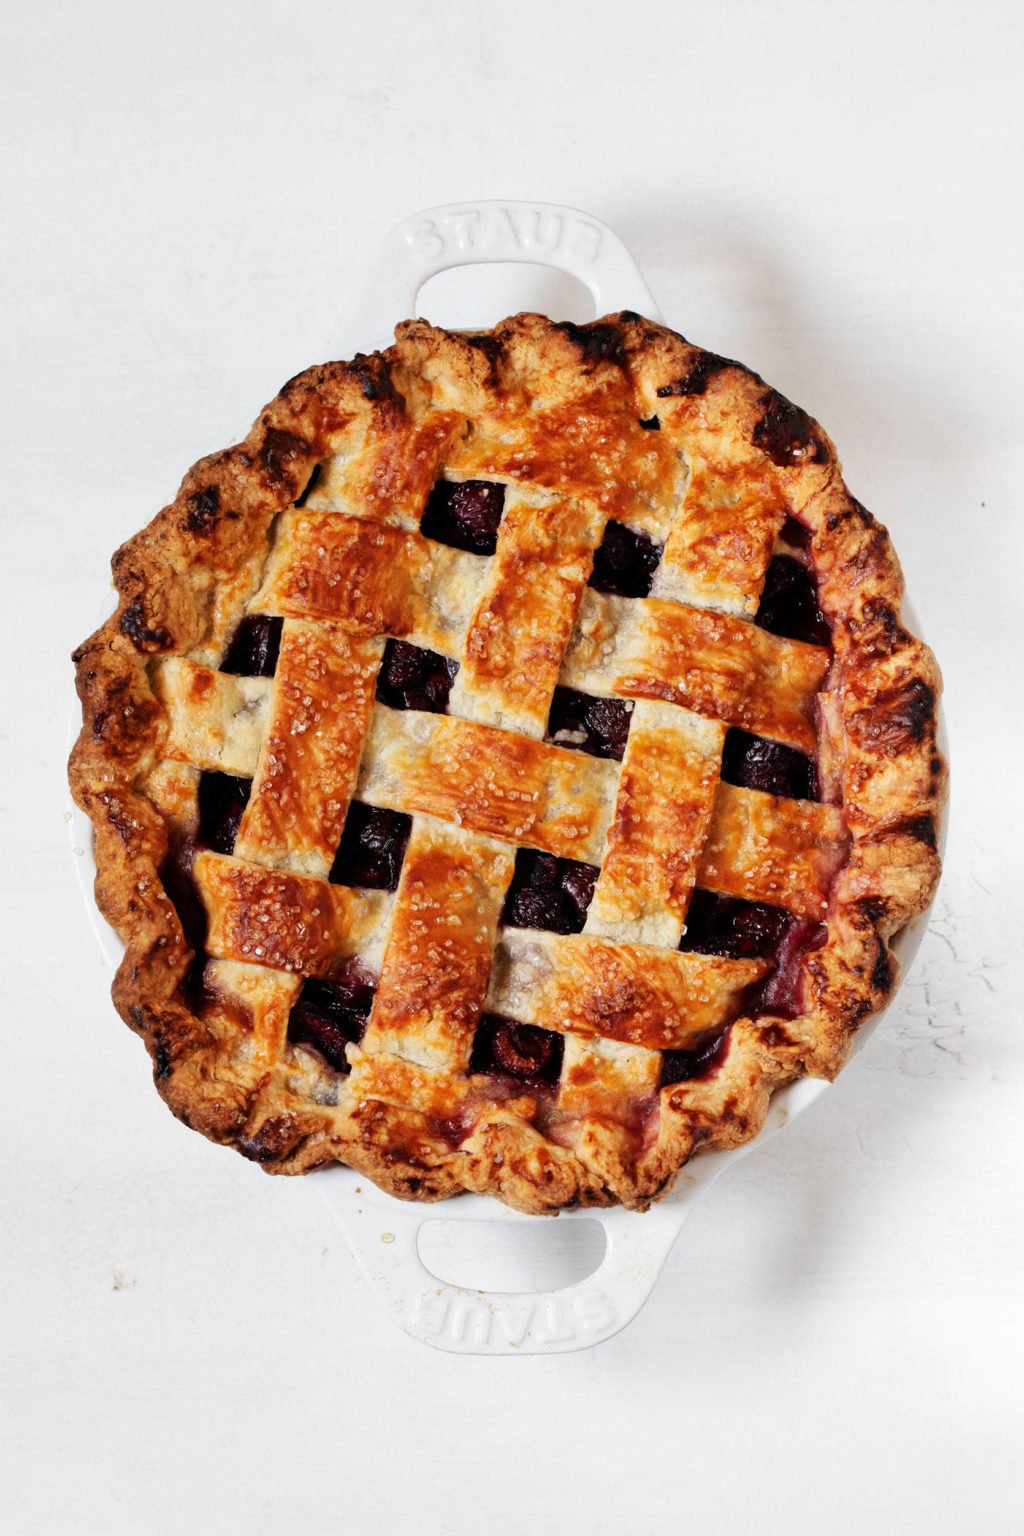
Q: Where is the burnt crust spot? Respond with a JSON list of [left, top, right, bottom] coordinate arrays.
[[258, 427, 311, 490], [752, 390, 829, 467], [656, 351, 756, 398], [463, 332, 504, 379], [348, 353, 398, 402], [853, 598, 905, 658], [237, 1116, 307, 1164], [756, 1022, 795, 1051], [151, 1039, 174, 1080], [893, 813, 938, 849], [119, 600, 173, 651], [554, 319, 628, 370], [83, 673, 161, 754], [182, 485, 222, 533], [824, 497, 879, 535], [871, 945, 894, 994], [854, 678, 937, 754]]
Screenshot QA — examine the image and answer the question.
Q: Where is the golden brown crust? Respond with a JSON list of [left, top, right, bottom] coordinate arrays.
[[562, 592, 831, 752], [697, 783, 849, 921], [359, 706, 617, 861], [69, 312, 945, 1214]]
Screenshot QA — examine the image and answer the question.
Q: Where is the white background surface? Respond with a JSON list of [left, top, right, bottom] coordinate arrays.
[[3, 1, 1023, 1531]]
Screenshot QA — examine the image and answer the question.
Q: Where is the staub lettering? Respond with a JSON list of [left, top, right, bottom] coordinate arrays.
[[408, 204, 603, 267], [410, 1285, 617, 1350]]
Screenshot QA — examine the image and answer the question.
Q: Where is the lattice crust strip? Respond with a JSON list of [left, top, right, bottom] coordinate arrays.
[[360, 820, 514, 1073], [585, 701, 725, 947], [698, 784, 847, 921], [252, 509, 489, 653], [488, 932, 768, 1049], [304, 408, 468, 530], [196, 852, 391, 977], [652, 441, 787, 616], [70, 312, 945, 1215], [447, 490, 607, 738], [203, 960, 300, 1074], [560, 591, 830, 752], [235, 621, 383, 876], [155, 660, 270, 775], [357, 705, 618, 864]]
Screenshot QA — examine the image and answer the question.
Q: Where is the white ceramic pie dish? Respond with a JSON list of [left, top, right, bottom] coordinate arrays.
[[69, 200, 946, 1355]]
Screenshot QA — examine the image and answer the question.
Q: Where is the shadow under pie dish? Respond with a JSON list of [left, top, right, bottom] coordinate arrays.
[[69, 312, 946, 1215]]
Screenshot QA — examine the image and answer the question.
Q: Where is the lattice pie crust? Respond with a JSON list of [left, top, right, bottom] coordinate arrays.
[[70, 314, 945, 1212]]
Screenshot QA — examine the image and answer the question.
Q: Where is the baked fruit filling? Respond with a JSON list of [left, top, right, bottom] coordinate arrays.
[[287, 964, 375, 1073], [756, 550, 831, 648], [71, 312, 944, 1212], [197, 771, 252, 854], [470, 1017, 565, 1087], [589, 519, 662, 598], [546, 688, 633, 759], [376, 639, 458, 713], [420, 478, 506, 554], [220, 614, 283, 677], [329, 803, 411, 891], [501, 849, 600, 935]]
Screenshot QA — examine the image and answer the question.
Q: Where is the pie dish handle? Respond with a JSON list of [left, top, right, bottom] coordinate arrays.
[[318, 1173, 697, 1355], [348, 199, 662, 350]]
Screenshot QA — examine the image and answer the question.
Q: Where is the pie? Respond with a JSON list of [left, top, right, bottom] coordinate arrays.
[[69, 312, 946, 1213]]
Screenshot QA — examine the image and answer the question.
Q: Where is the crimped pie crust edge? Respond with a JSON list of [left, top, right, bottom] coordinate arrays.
[[69, 312, 946, 1214]]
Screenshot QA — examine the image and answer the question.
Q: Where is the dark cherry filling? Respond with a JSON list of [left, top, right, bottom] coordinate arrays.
[[161, 776, 253, 1011], [420, 478, 506, 554], [159, 835, 209, 1011], [376, 638, 458, 713], [197, 772, 252, 855], [681, 889, 790, 960], [546, 687, 633, 760], [721, 728, 818, 800], [756, 554, 831, 647], [501, 849, 599, 935], [661, 1028, 731, 1086], [329, 802, 411, 891], [589, 520, 662, 598], [470, 1015, 564, 1087], [287, 962, 376, 1073], [751, 916, 827, 1019], [779, 514, 812, 551], [220, 615, 283, 678], [680, 890, 827, 1021]]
